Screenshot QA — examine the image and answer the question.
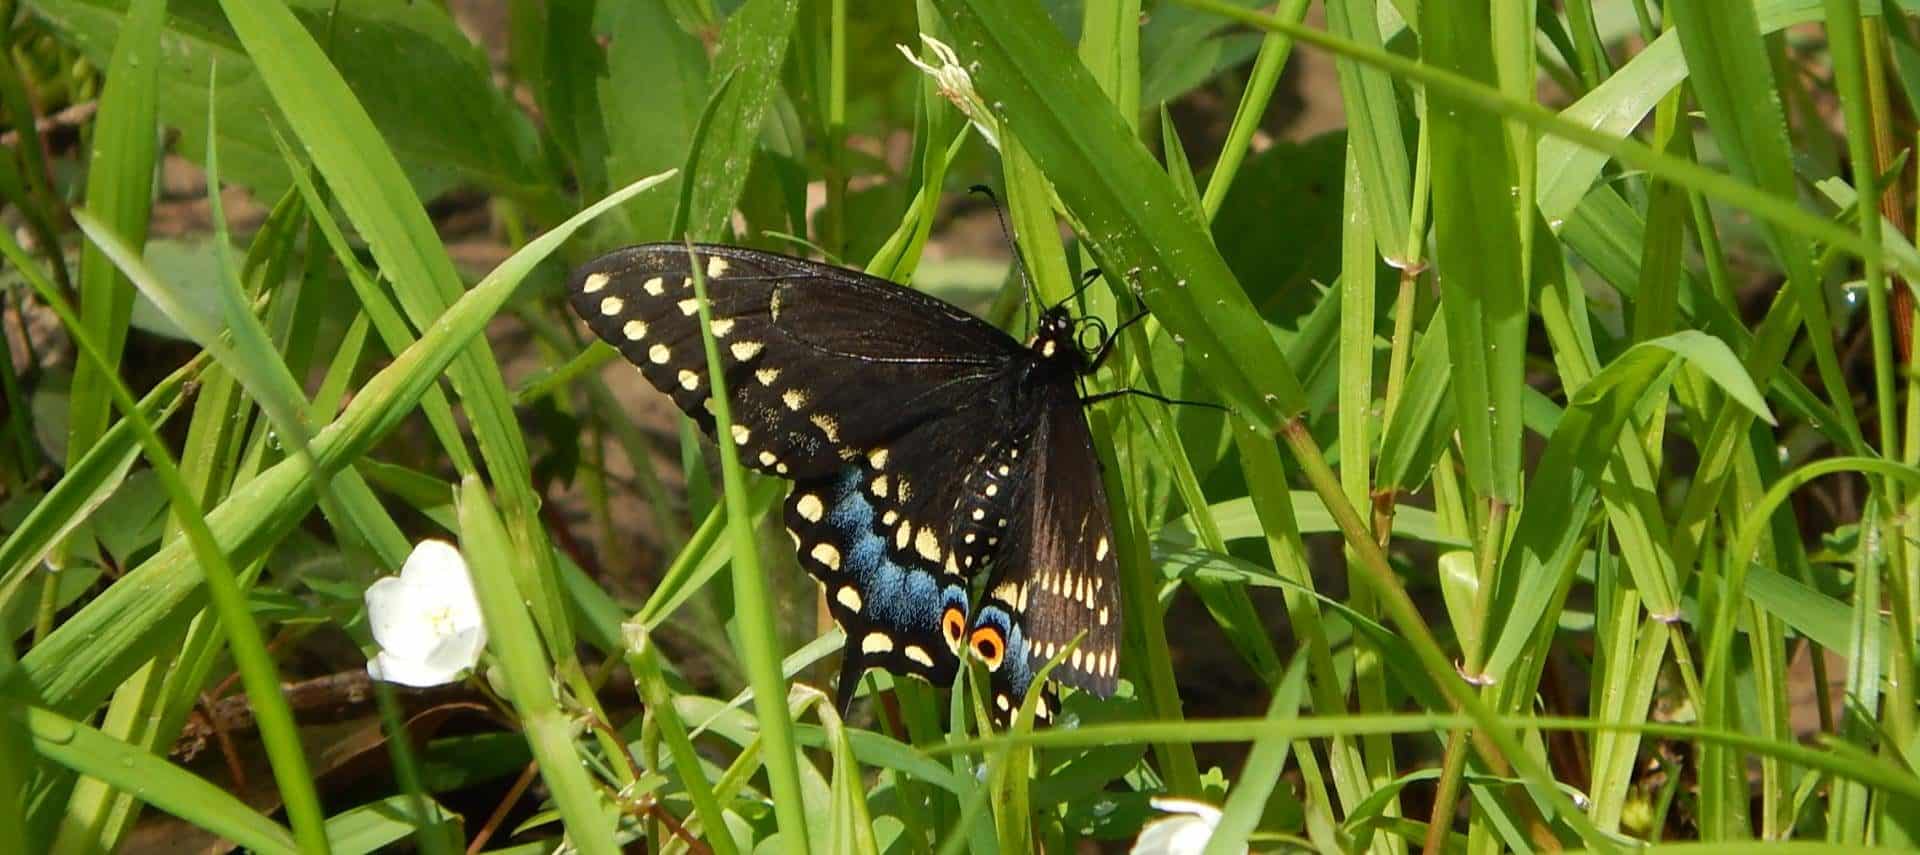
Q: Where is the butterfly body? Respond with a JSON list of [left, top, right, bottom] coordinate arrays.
[[568, 243, 1122, 724]]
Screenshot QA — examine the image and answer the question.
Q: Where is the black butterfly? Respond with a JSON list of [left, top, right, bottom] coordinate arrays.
[[568, 242, 1124, 725]]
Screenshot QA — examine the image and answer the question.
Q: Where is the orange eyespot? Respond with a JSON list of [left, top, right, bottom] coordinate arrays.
[[969, 627, 1006, 670], [941, 607, 967, 651]]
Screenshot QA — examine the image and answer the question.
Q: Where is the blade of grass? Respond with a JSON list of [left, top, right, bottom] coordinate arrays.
[[64, 0, 162, 489], [1422, 0, 1526, 509], [456, 476, 617, 852], [1201, 655, 1308, 854], [686, 246, 812, 851], [1323, 0, 1410, 257], [18, 172, 671, 717], [1, 231, 331, 852], [623, 623, 741, 855], [215, 0, 573, 660], [1199, 0, 1310, 221], [1335, 143, 1399, 832], [24, 705, 296, 854]]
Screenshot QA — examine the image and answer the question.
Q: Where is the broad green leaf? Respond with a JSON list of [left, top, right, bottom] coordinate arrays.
[[681, 0, 800, 241]]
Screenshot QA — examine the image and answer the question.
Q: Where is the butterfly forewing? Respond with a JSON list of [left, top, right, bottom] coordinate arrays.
[[568, 243, 1023, 482]]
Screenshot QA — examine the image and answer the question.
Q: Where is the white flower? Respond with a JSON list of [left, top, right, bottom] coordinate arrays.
[[897, 34, 999, 149], [1131, 798, 1242, 855], [364, 540, 487, 687]]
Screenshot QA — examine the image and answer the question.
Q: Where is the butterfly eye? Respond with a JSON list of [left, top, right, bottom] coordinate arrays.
[[941, 607, 967, 651], [969, 627, 1006, 670]]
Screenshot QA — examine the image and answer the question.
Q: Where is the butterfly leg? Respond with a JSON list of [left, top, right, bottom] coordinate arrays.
[[1083, 309, 1153, 372], [1081, 386, 1226, 411]]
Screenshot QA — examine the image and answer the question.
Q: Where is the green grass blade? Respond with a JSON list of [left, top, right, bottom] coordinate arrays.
[[2, 231, 332, 852], [215, 0, 577, 662], [933, 0, 1307, 429], [25, 706, 296, 854], [685, 245, 814, 851], [1202, 655, 1307, 854], [63, 0, 162, 480], [456, 476, 617, 853], [1421, 0, 1526, 506], [1323, 0, 1411, 257], [18, 173, 671, 717]]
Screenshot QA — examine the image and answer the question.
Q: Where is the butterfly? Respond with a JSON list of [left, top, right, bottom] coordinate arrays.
[[568, 242, 1125, 725]]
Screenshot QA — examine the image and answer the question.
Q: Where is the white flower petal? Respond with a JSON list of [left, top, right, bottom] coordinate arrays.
[[422, 625, 488, 677], [365, 576, 438, 656], [1131, 798, 1238, 855], [367, 649, 466, 687], [363, 540, 487, 687]]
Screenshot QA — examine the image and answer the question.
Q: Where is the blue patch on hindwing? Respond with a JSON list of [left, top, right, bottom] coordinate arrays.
[[823, 467, 968, 656]]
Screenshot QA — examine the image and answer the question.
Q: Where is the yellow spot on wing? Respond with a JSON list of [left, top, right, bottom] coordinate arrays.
[[710, 318, 735, 337], [730, 424, 751, 445], [861, 632, 895, 654], [730, 341, 764, 361], [599, 296, 625, 316], [642, 276, 665, 296], [782, 389, 807, 410], [648, 344, 670, 364], [811, 543, 841, 570], [706, 256, 730, 278], [581, 272, 609, 293], [677, 297, 701, 316], [622, 320, 647, 341], [835, 585, 863, 612], [904, 645, 935, 668], [915, 527, 942, 562], [677, 370, 700, 390], [810, 413, 841, 442], [796, 493, 824, 522]]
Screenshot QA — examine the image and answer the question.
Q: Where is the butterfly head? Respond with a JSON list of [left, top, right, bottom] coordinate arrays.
[[1032, 306, 1108, 374]]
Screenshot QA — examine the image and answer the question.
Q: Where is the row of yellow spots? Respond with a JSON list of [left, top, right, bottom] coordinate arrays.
[[993, 692, 1050, 719], [1073, 646, 1119, 678], [858, 631, 939, 669], [1030, 638, 1118, 680], [1035, 565, 1107, 615]]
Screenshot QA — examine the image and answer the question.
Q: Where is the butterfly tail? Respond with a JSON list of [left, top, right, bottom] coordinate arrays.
[[834, 648, 866, 717]]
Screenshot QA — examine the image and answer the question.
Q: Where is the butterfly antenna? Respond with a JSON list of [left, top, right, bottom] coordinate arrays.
[[969, 184, 1043, 332], [1058, 268, 1103, 312]]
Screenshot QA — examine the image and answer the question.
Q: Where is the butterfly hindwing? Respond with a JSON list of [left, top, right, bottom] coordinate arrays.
[[786, 466, 969, 710], [967, 380, 1123, 725]]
